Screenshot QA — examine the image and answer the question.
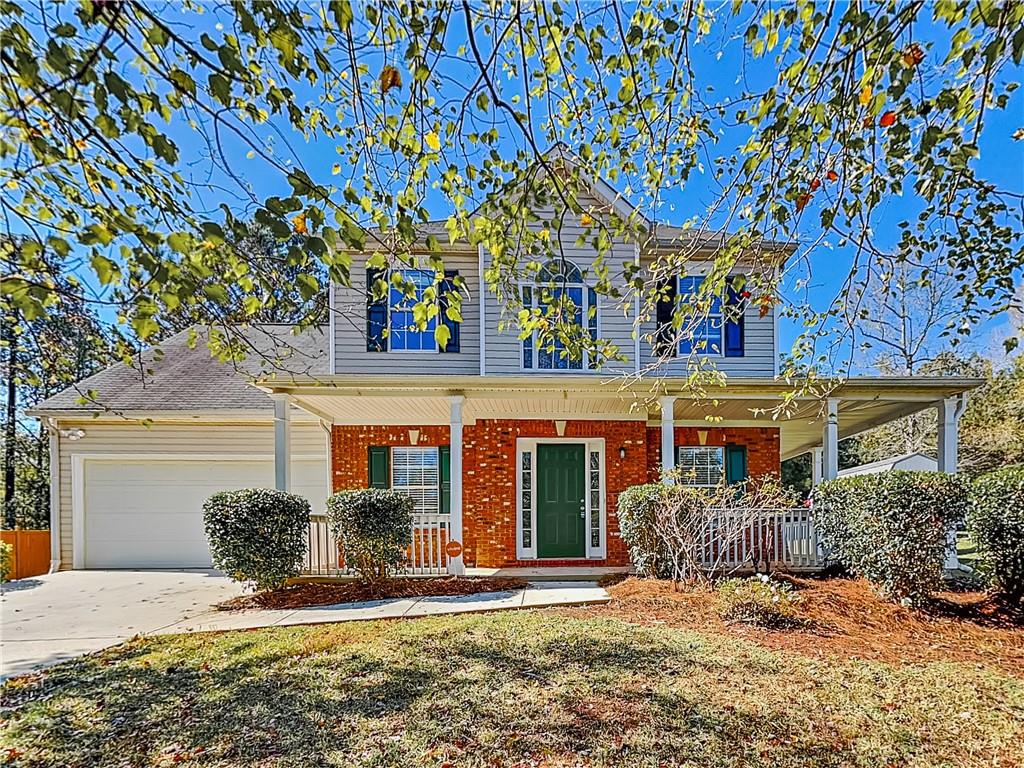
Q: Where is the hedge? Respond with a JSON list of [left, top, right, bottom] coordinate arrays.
[[812, 471, 969, 604], [616, 483, 668, 578], [326, 489, 413, 583], [203, 488, 311, 591], [0, 540, 12, 582], [968, 465, 1024, 600]]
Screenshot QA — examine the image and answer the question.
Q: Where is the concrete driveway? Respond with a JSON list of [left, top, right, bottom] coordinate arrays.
[[1, 570, 243, 679]]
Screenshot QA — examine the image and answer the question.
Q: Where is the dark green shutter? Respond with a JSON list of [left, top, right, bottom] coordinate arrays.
[[724, 276, 745, 358], [366, 267, 388, 352], [654, 277, 677, 358], [368, 446, 390, 488], [438, 271, 461, 353], [439, 445, 451, 514], [724, 444, 748, 485]]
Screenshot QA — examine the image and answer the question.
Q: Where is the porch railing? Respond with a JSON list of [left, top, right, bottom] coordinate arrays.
[[303, 506, 821, 577], [697, 506, 821, 573], [303, 513, 450, 577]]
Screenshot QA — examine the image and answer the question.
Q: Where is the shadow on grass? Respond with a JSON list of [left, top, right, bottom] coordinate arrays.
[[1, 613, 1006, 767]]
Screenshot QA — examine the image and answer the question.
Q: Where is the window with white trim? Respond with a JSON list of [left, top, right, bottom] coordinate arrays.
[[678, 276, 723, 355], [391, 447, 439, 514], [521, 259, 598, 370], [676, 446, 724, 487], [389, 269, 437, 351]]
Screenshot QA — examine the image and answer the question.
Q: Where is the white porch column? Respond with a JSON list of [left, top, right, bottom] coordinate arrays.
[[936, 396, 964, 474], [659, 395, 676, 484], [822, 398, 839, 481], [272, 394, 292, 492], [937, 395, 967, 569], [810, 447, 823, 487], [448, 395, 466, 575]]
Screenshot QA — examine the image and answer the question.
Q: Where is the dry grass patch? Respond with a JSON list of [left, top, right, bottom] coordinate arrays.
[[1, 611, 1022, 767]]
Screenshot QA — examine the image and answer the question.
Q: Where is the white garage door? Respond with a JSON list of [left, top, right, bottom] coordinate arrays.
[[81, 458, 328, 568]]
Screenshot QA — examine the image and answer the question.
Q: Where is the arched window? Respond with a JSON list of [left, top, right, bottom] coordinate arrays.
[[521, 259, 598, 371], [536, 258, 583, 283]]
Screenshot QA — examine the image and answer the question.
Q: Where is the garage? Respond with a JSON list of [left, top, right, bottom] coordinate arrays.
[[76, 456, 329, 569]]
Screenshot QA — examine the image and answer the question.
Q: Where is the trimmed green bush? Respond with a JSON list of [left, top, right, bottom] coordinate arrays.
[[616, 483, 669, 578], [203, 488, 311, 591], [326, 489, 413, 583], [717, 575, 802, 628], [968, 465, 1024, 600], [812, 471, 969, 604], [0, 540, 12, 582]]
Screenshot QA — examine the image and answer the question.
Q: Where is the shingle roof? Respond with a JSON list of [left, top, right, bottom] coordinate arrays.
[[30, 325, 329, 414]]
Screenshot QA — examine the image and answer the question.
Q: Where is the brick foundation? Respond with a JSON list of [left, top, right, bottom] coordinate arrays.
[[332, 420, 781, 568]]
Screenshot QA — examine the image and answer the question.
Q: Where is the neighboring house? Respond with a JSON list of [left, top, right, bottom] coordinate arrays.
[[837, 452, 938, 478], [30, 173, 981, 574]]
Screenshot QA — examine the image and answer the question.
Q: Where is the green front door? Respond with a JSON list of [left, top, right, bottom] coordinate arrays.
[[536, 443, 586, 558]]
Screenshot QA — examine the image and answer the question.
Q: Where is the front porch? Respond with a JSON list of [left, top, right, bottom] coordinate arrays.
[[260, 375, 981, 577]]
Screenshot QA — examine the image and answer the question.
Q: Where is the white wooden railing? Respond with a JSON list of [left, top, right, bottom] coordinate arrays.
[[303, 506, 821, 577], [696, 506, 821, 573], [303, 513, 450, 577]]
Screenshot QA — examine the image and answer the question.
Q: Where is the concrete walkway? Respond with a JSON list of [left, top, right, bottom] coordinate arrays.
[[152, 581, 609, 635], [2, 572, 608, 679]]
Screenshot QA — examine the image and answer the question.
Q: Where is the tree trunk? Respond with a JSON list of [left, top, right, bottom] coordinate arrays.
[[3, 311, 17, 529]]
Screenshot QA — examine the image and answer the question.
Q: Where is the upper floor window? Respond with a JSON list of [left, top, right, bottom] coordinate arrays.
[[655, 275, 746, 359], [678, 276, 723, 355], [366, 267, 460, 353], [522, 259, 598, 370], [390, 269, 436, 352]]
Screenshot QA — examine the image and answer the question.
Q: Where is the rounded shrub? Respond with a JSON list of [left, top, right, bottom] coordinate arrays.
[[616, 483, 669, 578], [717, 575, 802, 628], [325, 489, 413, 583], [0, 540, 12, 582], [812, 471, 969, 604], [968, 465, 1024, 600], [203, 488, 311, 591]]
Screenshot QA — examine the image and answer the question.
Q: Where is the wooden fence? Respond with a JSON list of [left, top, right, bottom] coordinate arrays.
[[1, 529, 51, 581]]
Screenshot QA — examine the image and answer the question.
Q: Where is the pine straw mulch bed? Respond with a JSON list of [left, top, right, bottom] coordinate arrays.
[[217, 576, 527, 611], [558, 575, 1024, 675]]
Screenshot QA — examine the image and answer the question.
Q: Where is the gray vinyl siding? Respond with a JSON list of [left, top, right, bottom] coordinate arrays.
[[332, 249, 480, 375], [483, 192, 640, 376], [328, 195, 777, 378], [55, 418, 327, 568]]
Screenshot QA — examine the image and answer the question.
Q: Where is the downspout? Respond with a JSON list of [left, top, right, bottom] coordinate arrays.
[[319, 418, 333, 502], [46, 417, 61, 572]]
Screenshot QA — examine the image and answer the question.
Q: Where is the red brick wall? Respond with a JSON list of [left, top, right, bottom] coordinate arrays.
[[331, 425, 451, 489], [462, 419, 647, 568], [331, 420, 780, 569], [645, 426, 781, 482]]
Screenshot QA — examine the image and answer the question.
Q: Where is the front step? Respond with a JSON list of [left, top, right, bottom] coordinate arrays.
[[465, 566, 631, 582]]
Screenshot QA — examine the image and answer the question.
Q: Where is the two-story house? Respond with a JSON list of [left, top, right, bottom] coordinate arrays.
[[31, 174, 979, 574]]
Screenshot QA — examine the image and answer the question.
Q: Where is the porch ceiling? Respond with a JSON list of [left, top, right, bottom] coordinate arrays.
[[261, 375, 983, 461]]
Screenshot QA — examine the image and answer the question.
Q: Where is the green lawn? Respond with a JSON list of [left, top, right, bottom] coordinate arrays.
[[2, 611, 1022, 768]]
